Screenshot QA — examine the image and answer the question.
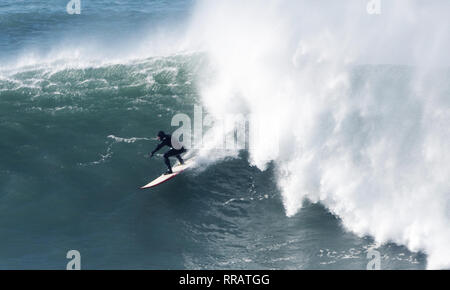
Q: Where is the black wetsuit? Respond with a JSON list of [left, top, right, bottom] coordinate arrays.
[[151, 134, 186, 173]]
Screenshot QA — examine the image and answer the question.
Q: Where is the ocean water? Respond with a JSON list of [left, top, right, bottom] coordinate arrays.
[[1, 0, 449, 269]]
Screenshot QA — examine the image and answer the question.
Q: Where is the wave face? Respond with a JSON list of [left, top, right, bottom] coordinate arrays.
[[186, 0, 450, 269]]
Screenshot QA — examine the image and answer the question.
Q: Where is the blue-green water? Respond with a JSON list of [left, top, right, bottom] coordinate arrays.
[[2, 0, 448, 269]]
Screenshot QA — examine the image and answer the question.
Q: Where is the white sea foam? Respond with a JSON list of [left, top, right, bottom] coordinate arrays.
[[107, 135, 152, 144], [186, 0, 450, 269]]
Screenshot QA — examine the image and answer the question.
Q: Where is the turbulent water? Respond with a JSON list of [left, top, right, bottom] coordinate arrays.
[[1, 0, 449, 269]]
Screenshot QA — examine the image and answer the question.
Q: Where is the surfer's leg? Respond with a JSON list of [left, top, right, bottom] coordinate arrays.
[[176, 155, 184, 165], [164, 148, 186, 171], [163, 156, 172, 173], [175, 148, 186, 164], [164, 150, 177, 173]]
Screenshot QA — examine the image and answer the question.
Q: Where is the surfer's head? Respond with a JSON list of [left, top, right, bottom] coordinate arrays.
[[157, 131, 166, 140]]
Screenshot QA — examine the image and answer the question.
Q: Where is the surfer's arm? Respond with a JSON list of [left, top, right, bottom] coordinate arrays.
[[151, 142, 164, 156]]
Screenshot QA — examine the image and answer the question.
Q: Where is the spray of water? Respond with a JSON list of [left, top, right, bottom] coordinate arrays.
[[185, 0, 450, 269]]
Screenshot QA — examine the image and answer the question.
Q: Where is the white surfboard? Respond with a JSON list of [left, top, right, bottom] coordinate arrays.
[[140, 159, 194, 189]]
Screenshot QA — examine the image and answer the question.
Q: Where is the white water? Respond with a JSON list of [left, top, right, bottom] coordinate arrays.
[[185, 0, 450, 269]]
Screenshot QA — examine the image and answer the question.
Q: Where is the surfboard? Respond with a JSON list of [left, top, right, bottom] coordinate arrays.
[[140, 159, 194, 189]]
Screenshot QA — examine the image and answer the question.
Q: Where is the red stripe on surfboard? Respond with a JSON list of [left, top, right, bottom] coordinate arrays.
[[140, 160, 192, 190], [140, 171, 181, 189]]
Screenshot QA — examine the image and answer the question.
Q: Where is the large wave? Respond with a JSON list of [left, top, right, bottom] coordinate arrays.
[[184, 0, 450, 269], [2, 0, 449, 269]]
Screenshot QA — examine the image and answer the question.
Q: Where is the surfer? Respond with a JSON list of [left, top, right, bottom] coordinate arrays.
[[150, 131, 186, 174]]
